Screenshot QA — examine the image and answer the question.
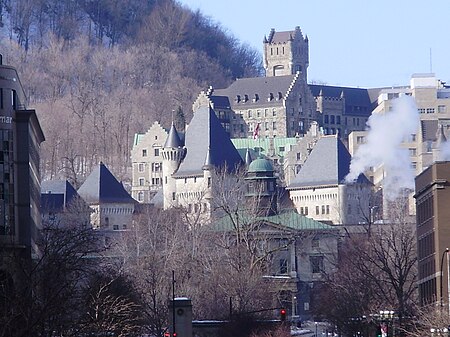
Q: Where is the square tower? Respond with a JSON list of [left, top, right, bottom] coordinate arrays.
[[263, 26, 309, 80]]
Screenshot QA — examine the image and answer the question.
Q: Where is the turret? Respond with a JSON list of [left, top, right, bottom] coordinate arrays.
[[245, 157, 278, 216], [161, 123, 185, 209]]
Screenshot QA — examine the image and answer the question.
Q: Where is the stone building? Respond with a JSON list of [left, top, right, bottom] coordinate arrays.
[[288, 135, 372, 225], [131, 121, 169, 203], [78, 162, 136, 231]]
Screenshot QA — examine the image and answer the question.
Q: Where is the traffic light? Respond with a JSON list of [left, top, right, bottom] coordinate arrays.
[[280, 308, 287, 322]]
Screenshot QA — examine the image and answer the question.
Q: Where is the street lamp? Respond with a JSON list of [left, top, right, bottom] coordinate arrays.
[[379, 310, 395, 337], [439, 248, 449, 309], [315, 321, 318, 337]]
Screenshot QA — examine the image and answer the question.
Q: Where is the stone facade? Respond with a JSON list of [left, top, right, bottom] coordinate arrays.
[[131, 122, 168, 203], [263, 26, 309, 80]]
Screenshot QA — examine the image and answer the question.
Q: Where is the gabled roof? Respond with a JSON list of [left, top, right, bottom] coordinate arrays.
[[174, 106, 243, 177], [78, 162, 135, 204], [288, 136, 370, 189], [211, 75, 298, 109]]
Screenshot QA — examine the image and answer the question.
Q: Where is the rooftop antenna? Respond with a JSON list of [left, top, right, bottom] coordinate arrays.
[[429, 47, 433, 73]]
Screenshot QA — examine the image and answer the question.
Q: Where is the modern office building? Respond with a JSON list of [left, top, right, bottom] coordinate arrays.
[[415, 161, 450, 306]]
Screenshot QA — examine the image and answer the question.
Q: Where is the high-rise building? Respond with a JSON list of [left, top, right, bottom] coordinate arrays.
[[415, 161, 450, 306], [0, 56, 45, 323]]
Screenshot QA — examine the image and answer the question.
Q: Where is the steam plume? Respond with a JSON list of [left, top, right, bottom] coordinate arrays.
[[346, 96, 419, 200]]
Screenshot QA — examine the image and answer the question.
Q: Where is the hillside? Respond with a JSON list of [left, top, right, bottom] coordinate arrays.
[[0, 0, 262, 186]]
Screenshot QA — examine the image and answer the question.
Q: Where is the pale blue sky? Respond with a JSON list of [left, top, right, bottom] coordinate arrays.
[[178, 0, 450, 88]]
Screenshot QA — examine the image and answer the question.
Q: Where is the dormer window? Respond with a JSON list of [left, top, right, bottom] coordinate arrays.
[[268, 93, 274, 101], [277, 92, 283, 100], [253, 94, 259, 102], [244, 94, 249, 102], [235, 95, 241, 103]]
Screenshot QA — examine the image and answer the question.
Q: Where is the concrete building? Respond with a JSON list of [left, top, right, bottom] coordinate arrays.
[[0, 56, 45, 331], [415, 161, 450, 306]]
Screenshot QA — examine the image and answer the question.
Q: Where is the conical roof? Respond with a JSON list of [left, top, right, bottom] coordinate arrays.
[[164, 123, 183, 148], [78, 162, 135, 204], [174, 106, 243, 177]]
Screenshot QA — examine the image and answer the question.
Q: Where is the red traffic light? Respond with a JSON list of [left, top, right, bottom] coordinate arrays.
[[173, 333, 177, 337], [280, 308, 287, 321]]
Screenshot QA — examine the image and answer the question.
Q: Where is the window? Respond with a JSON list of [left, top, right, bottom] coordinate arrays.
[[316, 206, 319, 215], [139, 178, 145, 186], [330, 115, 335, 124], [265, 122, 269, 130], [326, 205, 330, 214], [321, 205, 325, 214], [310, 256, 324, 274], [272, 122, 277, 130], [438, 105, 447, 113], [138, 163, 144, 172], [356, 136, 365, 144], [154, 148, 160, 156], [142, 149, 147, 157], [418, 108, 426, 114], [151, 162, 161, 172], [296, 153, 301, 160], [304, 206, 308, 215], [279, 146, 285, 152], [300, 207, 304, 215], [257, 109, 261, 117], [248, 110, 252, 118], [279, 259, 288, 274], [113, 224, 119, 230], [122, 224, 127, 230], [312, 238, 319, 249], [336, 116, 341, 124], [272, 108, 277, 117], [324, 115, 329, 123], [426, 108, 435, 114], [409, 148, 417, 156], [137, 192, 144, 202], [151, 178, 160, 185], [411, 134, 416, 142], [208, 177, 211, 187], [172, 192, 176, 201]]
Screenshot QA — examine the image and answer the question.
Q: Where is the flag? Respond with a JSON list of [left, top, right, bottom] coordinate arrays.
[[253, 123, 260, 139]]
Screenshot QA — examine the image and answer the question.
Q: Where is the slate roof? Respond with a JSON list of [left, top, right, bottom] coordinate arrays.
[[78, 162, 135, 204], [164, 123, 183, 148], [309, 84, 378, 117], [266, 27, 305, 44], [211, 75, 297, 109], [41, 180, 79, 213], [288, 135, 370, 189], [174, 106, 243, 177]]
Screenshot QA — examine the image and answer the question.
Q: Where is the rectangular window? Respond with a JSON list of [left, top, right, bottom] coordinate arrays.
[[300, 207, 304, 215], [272, 122, 277, 130], [154, 148, 160, 156], [326, 205, 330, 214], [312, 238, 319, 249], [336, 116, 341, 124], [139, 178, 145, 186], [409, 148, 417, 156], [172, 192, 176, 201], [142, 149, 147, 157], [324, 115, 329, 123], [438, 105, 446, 113], [138, 163, 144, 172], [310, 256, 324, 274], [418, 108, 426, 114], [279, 259, 288, 274], [321, 205, 325, 214], [330, 115, 335, 124], [296, 153, 301, 160], [113, 224, 119, 230], [426, 108, 435, 114], [151, 162, 161, 172], [272, 109, 277, 117], [316, 206, 319, 215], [305, 207, 308, 215]]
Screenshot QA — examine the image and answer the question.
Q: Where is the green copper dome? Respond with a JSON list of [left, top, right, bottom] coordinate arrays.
[[248, 158, 274, 173]]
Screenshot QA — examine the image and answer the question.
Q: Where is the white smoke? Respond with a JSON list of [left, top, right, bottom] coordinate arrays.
[[346, 95, 419, 200], [439, 136, 450, 161]]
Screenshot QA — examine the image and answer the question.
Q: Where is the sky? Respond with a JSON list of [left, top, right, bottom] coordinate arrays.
[[178, 0, 450, 88]]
